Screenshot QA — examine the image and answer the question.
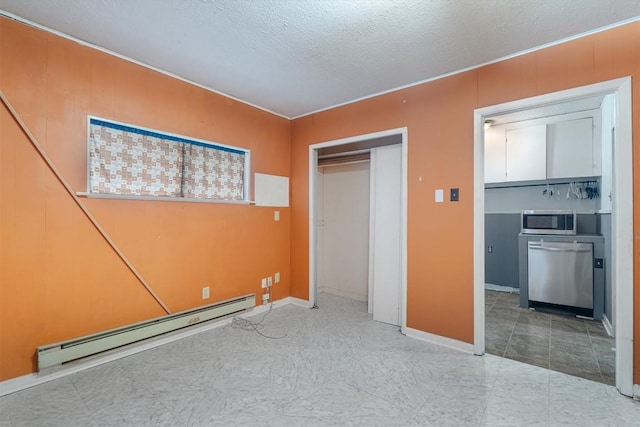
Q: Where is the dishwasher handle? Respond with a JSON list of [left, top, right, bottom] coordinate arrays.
[[528, 243, 592, 253]]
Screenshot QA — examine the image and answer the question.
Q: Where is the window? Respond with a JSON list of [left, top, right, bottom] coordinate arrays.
[[88, 117, 249, 202]]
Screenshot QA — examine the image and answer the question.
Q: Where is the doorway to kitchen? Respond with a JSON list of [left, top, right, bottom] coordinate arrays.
[[309, 128, 408, 331], [473, 78, 634, 396]]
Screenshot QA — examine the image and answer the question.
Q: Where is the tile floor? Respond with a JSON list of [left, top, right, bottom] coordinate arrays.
[[485, 290, 616, 385], [1, 293, 638, 426]]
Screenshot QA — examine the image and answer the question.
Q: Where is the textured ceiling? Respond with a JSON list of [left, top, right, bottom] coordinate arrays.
[[1, 0, 638, 118]]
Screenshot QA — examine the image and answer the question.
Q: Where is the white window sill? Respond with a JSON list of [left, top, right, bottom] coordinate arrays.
[[76, 192, 254, 205]]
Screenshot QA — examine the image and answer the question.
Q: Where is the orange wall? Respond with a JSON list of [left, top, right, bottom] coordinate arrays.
[[291, 22, 640, 383], [0, 17, 291, 381]]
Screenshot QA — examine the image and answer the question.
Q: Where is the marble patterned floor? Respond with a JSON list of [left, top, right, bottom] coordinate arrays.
[[1, 293, 638, 426], [485, 290, 616, 385]]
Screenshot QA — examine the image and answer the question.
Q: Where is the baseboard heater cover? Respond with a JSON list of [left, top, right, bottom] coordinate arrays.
[[37, 293, 255, 370]]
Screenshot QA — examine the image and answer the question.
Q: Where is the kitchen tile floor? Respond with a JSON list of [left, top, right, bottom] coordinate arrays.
[[485, 290, 616, 385]]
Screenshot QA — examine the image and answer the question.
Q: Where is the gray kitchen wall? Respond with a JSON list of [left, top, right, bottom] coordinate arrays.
[[485, 182, 600, 213], [485, 214, 521, 288]]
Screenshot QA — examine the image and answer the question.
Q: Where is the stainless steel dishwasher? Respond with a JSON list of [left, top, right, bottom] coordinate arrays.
[[527, 241, 593, 309]]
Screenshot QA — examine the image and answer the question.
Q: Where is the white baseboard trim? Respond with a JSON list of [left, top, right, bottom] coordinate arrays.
[[601, 313, 614, 337], [484, 283, 520, 294], [0, 296, 306, 397], [249, 296, 313, 311], [246, 297, 291, 315], [283, 296, 314, 308], [404, 327, 475, 354]]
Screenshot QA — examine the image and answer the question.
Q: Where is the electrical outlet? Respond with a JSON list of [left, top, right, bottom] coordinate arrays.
[[262, 293, 270, 305], [267, 276, 273, 287], [202, 286, 210, 299], [261, 278, 267, 289], [274, 210, 280, 221], [275, 272, 280, 283]]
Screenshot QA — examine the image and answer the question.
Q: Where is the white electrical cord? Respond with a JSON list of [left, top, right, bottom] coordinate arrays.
[[231, 300, 287, 339]]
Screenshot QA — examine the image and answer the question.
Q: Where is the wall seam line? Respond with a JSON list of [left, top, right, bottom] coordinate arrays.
[[0, 90, 172, 315]]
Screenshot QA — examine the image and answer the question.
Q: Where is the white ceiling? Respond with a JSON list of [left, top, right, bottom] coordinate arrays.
[[1, 1, 638, 119]]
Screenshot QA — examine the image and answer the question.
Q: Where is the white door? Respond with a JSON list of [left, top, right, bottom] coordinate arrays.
[[369, 145, 402, 325]]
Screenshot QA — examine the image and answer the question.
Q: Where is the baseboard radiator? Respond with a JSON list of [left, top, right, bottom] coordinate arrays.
[[37, 293, 255, 370]]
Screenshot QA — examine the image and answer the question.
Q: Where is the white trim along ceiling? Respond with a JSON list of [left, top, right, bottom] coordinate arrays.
[[0, 1, 638, 118]]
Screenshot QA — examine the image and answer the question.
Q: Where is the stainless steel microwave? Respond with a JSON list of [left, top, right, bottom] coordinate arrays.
[[521, 210, 577, 235]]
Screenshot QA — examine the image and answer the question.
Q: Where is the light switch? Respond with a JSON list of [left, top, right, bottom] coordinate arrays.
[[435, 189, 444, 203], [274, 210, 280, 221]]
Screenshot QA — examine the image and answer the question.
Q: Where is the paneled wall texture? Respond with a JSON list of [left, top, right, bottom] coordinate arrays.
[[0, 17, 291, 381], [1, 17, 639, 384]]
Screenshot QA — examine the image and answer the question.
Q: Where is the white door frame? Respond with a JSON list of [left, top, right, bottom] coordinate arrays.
[[473, 77, 634, 396], [309, 127, 408, 333]]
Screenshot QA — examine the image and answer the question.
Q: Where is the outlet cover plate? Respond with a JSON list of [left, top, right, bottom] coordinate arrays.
[[202, 286, 210, 299]]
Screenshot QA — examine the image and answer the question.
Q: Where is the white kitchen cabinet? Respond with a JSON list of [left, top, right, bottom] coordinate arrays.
[[547, 117, 595, 179], [505, 124, 547, 182], [485, 123, 546, 184], [484, 110, 602, 186]]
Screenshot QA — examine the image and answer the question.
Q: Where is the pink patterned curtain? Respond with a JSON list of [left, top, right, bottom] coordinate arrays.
[[89, 124, 183, 196], [181, 143, 245, 200], [89, 119, 246, 200]]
